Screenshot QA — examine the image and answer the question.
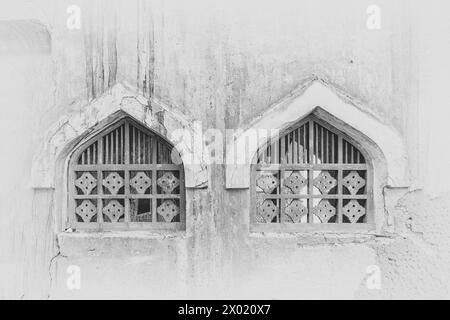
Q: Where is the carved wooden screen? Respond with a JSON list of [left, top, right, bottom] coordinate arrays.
[[251, 115, 373, 232], [68, 117, 185, 230]]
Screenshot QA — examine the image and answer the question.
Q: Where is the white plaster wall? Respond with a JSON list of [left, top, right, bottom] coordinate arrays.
[[1, 0, 450, 299]]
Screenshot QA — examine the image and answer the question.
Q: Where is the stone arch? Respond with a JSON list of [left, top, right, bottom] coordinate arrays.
[[226, 79, 409, 190], [225, 79, 410, 232], [31, 83, 209, 230]]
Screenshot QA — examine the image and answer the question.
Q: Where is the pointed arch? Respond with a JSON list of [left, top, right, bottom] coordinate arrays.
[[30, 83, 208, 232], [251, 113, 374, 232], [68, 113, 185, 230], [225, 79, 409, 190], [31, 83, 208, 190], [225, 79, 410, 232]]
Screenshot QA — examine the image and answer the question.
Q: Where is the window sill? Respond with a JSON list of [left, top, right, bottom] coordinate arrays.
[[57, 230, 187, 257], [249, 223, 383, 245], [69, 222, 184, 232], [250, 223, 375, 234], [59, 229, 186, 240]]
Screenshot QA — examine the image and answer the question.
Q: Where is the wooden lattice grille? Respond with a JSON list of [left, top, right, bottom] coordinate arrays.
[[69, 117, 185, 230], [251, 116, 373, 228]]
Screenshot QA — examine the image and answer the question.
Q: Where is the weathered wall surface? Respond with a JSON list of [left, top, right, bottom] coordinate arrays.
[[1, 0, 450, 299]]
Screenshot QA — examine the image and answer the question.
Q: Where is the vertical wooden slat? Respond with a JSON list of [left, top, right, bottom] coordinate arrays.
[[87, 146, 91, 165], [303, 124, 307, 163], [328, 132, 331, 163], [121, 125, 124, 164], [280, 135, 286, 165], [350, 144, 354, 164], [314, 123, 318, 164], [141, 131, 145, 164], [93, 143, 97, 164], [331, 133, 335, 163], [293, 130, 298, 164], [144, 134, 148, 164], [271, 138, 277, 165], [110, 133, 114, 164], [299, 128, 303, 163], [148, 137, 155, 163], [116, 127, 120, 164], [264, 144, 269, 164], [130, 126, 133, 164], [167, 145, 171, 163], [105, 134, 109, 164], [128, 127, 132, 164], [320, 126, 324, 164], [134, 126, 137, 164], [341, 138, 348, 164], [137, 129, 141, 164]]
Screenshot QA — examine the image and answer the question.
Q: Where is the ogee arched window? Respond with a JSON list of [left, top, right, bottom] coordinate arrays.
[[68, 116, 185, 231], [251, 115, 373, 232]]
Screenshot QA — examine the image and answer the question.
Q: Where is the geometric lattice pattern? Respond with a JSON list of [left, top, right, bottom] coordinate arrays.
[[157, 172, 180, 194], [343, 200, 366, 223], [130, 171, 151, 194], [102, 172, 124, 195], [257, 200, 278, 223], [102, 200, 124, 223], [70, 117, 185, 229], [75, 172, 97, 195], [157, 200, 179, 222], [256, 173, 279, 194], [312, 200, 336, 223], [284, 171, 307, 194], [313, 171, 337, 195], [252, 116, 370, 227], [75, 200, 97, 222], [343, 171, 366, 195], [283, 200, 308, 223]]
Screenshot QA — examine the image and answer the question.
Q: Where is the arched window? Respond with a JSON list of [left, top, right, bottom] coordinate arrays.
[[251, 115, 373, 232], [68, 116, 185, 231]]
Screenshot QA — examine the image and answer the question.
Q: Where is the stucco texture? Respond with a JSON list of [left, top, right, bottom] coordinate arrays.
[[1, 0, 450, 299]]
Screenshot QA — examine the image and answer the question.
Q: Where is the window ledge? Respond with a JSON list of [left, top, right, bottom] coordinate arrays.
[[249, 224, 388, 246], [57, 230, 187, 258], [250, 223, 375, 234], [58, 229, 186, 240]]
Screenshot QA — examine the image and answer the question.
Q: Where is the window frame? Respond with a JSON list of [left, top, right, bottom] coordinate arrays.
[[250, 115, 375, 233], [67, 116, 186, 231]]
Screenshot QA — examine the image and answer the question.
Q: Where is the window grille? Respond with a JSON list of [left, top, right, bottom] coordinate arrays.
[[251, 115, 373, 231], [68, 117, 185, 230]]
